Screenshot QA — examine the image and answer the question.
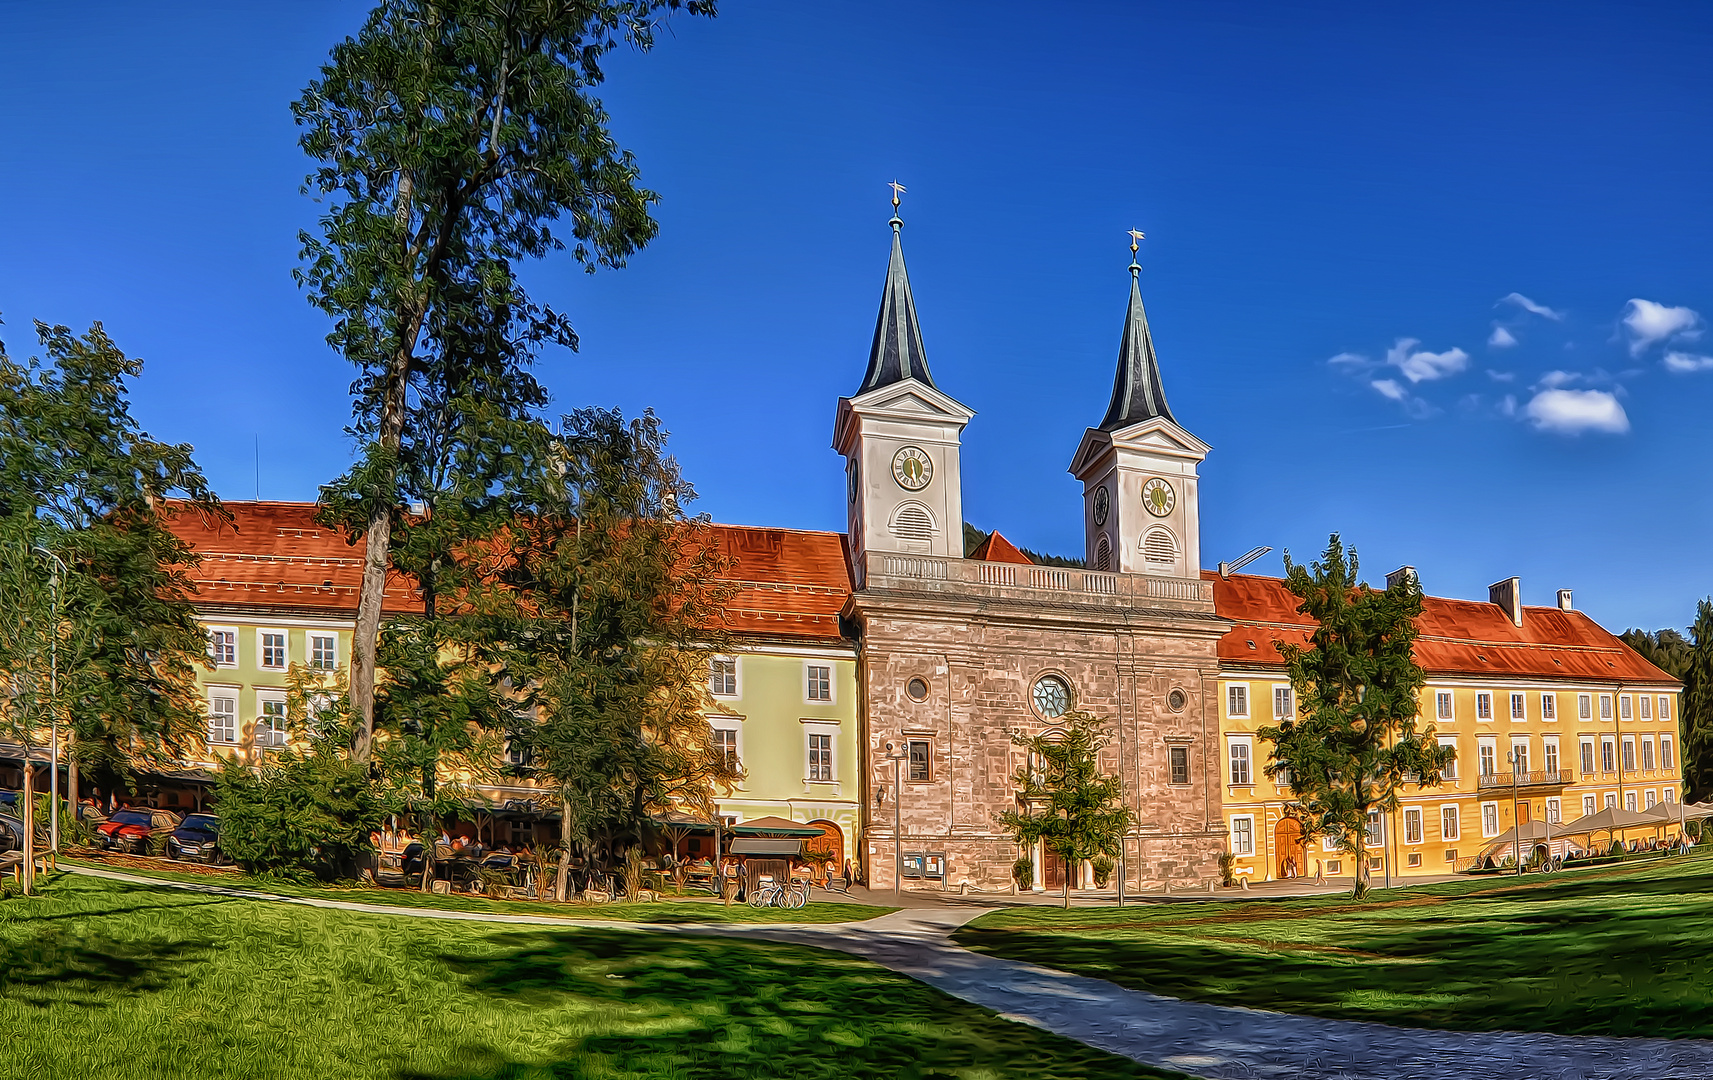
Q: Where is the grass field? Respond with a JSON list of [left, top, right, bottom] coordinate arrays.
[[60, 856, 892, 924], [0, 873, 1179, 1080], [955, 852, 1713, 1038]]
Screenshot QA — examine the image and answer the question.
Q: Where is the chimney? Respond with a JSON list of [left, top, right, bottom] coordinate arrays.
[[1489, 576, 1523, 628], [1385, 566, 1417, 591], [1557, 589, 1573, 612]]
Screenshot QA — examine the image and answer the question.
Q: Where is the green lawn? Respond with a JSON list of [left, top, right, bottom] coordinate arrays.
[[1, 873, 1179, 1079], [955, 852, 1713, 1038], [60, 857, 891, 924]]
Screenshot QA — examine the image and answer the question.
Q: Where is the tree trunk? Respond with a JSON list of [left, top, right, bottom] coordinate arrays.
[[554, 793, 572, 902], [67, 745, 79, 840], [1063, 848, 1072, 909], [350, 508, 394, 765], [1353, 835, 1369, 900], [21, 755, 36, 895]]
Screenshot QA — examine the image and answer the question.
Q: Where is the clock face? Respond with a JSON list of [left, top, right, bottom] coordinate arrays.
[[1141, 477, 1176, 517], [848, 461, 859, 504], [1091, 484, 1111, 526], [891, 446, 933, 491]]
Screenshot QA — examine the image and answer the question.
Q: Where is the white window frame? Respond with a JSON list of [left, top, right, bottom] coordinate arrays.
[[1578, 693, 1593, 721], [207, 626, 238, 669], [1640, 694, 1652, 720], [1440, 804, 1460, 841], [1230, 815, 1255, 856], [1509, 737, 1529, 774], [1659, 696, 1672, 721], [1477, 737, 1497, 777], [1600, 694, 1613, 720], [1365, 809, 1384, 847], [1661, 734, 1675, 771], [1641, 737, 1656, 772], [258, 628, 289, 671], [804, 662, 834, 704], [1438, 736, 1458, 780], [804, 722, 837, 783], [1619, 694, 1633, 721], [1226, 683, 1250, 719], [1403, 806, 1423, 845], [1621, 736, 1636, 772], [255, 689, 289, 750], [708, 716, 743, 769], [207, 688, 239, 745], [1476, 692, 1493, 721], [1227, 736, 1254, 786], [1582, 794, 1596, 817], [709, 655, 740, 699], [1272, 684, 1293, 721], [1601, 737, 1616, 773], [1625, 791, 1637, 812], [1646, 789, 1658, 809], [1665, 788, 1677, 805], [1579, 738, 1595, 775], [1540, 693, 1556, 721], [1435, 690, 1454, 721], [1510, 692, 1527, 722], [1545, 797, 1561, 824], [308, 632, 338, 672], [1481, 802, 1500, 838], [1605, 792, 1617, 809], [1542, 736, 1560, 776]]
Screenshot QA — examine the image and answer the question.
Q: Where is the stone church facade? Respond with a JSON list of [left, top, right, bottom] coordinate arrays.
[[838, 209, 1230, 891]]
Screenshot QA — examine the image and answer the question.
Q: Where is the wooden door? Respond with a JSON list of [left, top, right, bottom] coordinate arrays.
[[1275, 817, 1305, 878], [1518, 802, 1531, 825], [1042, 851, 1065, 889]]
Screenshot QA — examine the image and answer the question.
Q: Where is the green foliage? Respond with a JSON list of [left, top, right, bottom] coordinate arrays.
[[214, 741, 384, 882], [1216, 851, 1237, 887], [962, 522, 1086, 567], [1258, 534, 1452, 899], [1011, 856, 1033, 889], [996, 710, 1132, 904], [1091, 855, 1114, 888], [1620, 626, 1693, 680], [1682, 600, 1713, 802]]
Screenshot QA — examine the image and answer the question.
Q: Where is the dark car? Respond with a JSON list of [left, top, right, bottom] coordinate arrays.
[[96, 808, 180, 853], [166, 813, 225, 864], [0, 812, 49, 855]]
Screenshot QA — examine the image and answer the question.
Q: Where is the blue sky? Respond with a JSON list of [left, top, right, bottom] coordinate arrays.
[[2, 2, 1710, 633]]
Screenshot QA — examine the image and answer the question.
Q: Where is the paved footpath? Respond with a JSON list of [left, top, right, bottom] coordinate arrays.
[[64, 864, 1713, 1080]]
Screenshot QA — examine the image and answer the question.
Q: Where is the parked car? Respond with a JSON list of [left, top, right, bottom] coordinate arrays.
[[0, 812, 50, 854], [166, 813, 226, 864], [96, 808, 181, 853]]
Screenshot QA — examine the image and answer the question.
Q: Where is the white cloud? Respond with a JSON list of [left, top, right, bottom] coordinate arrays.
[[1499, 394, 1518, 418], [1623, 299, 1702, 356], [1523, 389, 1629, 435], [1535, 370, 1581, 389], [1328, 351, 1373, 371], [1486, 369, 1515, 382], [1371, 378, 1407, 401], [1663, 351, 1713, 374], [1386, 337, 1469, 383], [1499, 293, 1564, 320], [1488, 326, 1518, 348]]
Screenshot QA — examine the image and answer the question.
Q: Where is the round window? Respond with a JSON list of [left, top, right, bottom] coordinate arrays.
[[1167, 688, 1187, 712], [906, 677, 929, 702], [1032, 675, 1071, 718]]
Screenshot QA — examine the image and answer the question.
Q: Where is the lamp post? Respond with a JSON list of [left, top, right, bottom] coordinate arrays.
[[1507, 748, 1522, 876], [885, 741, 907, 898], [33, 545, 66, 854]]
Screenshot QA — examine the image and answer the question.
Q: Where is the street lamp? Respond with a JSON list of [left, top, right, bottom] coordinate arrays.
[[884, 741, 907, 898], [33, 545, 66, 854], [1507, 748, 1522, 876]]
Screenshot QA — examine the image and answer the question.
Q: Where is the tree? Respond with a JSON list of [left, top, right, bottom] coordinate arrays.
[[0, 319, 223, 822], [1621, 628, 1692, 681], [1259, 535, 1453, 899], [294, 0, 715, 764], [1681, 600, 1713, 803], [483, 407, 740, 899], [996, 710, 1132, 908]]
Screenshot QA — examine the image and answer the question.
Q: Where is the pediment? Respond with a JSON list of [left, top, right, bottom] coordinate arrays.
[[1108, 416, 1211, 457], [842, 378, 975, 424]]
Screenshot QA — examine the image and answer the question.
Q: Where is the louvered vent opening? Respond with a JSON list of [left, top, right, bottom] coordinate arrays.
[[1142, 526, 1177, 568], [893, 505, 935, 542], [1094, 535, 1112, 572]]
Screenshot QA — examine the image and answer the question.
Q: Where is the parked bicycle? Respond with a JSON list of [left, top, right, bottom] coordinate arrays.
[[748, 876, 810, 909]]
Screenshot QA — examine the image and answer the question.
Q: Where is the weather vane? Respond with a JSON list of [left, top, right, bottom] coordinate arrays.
[[1127, 228, 1145, 273], [889, 180, 907, 211]]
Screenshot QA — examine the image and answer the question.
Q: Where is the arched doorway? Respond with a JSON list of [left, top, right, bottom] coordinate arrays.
[[1275, 817, 1306, 879], [806, 819, 844, 865]]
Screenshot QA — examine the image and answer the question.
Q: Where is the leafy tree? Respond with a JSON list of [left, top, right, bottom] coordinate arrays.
[[294, 0, 715, 764], [1621, 627, 1692, 681], [483, 407, 740, 899], [1259, 534, 1453, 899], [214, 738, 385, 882], [1681, 601, 1713, 803], [0, 320, 223, 819], [996, 710, 1132, 908]]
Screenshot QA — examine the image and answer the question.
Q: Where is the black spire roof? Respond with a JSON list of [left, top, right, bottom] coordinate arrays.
[[1097, 264, 1175, 430], [855, 217, 936, 394]]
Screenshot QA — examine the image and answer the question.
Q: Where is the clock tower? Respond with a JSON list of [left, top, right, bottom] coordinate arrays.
[[833, 202, 973, 584], [1068, 241, 1209, 577]]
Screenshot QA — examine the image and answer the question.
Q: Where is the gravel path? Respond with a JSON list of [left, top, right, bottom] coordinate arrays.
[[62, 864, 1713, 1080]]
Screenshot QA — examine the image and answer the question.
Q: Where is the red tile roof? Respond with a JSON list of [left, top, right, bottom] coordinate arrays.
[[1208, 571, 1678, 686], [165, 502, 852, 644], [969, 530, 1035, 565]]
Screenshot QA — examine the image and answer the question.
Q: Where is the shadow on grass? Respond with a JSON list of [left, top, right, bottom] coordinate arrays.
[[416, 929, 1184, 1080]]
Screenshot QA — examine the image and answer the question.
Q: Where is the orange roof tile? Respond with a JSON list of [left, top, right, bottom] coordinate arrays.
[[1207, 571, 1678, 686], [969, 530, 1035, 565], [166, 502, 852, 644]]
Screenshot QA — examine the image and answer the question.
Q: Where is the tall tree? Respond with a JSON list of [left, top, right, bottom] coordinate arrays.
[[996, 710, 1132, 909], [1258, 535, 1453, 899], [0, 320, 223, 815], [1681, 600, 1713, 803], [1621, 627, 1693, 681], [294, 0, 715, 763], [481, 407, 740, 899]]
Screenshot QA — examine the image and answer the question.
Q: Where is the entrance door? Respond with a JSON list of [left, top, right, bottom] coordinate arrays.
[[1042, 851, 1065, 889], [1518, 802, 1531, 825], [1275, 818, 1305, 878]]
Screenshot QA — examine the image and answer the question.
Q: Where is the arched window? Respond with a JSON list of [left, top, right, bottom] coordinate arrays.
[[891, 502, 936, 542], [1093, 534, 1112, 572], [1141, 525, 1177, 569]]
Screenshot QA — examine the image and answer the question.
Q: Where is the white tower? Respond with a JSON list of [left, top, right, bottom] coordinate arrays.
[[833, 193, 974, 584], [1068, 234, 1209, 578]]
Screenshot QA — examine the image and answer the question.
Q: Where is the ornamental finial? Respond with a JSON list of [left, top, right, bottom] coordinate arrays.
[[888, 180, 906, 228], [1127, 228, 1145, 274]]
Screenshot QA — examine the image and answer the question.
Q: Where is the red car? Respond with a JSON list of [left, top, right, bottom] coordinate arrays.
[[97, 808, 181, 853]]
